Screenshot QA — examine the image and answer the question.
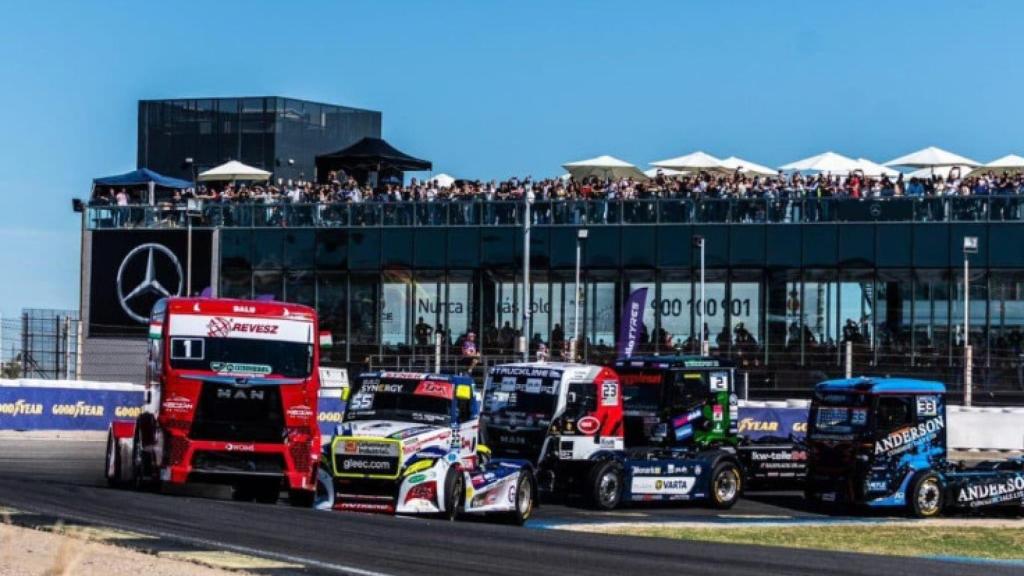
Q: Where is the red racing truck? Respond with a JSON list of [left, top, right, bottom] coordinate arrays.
[[105, 297, 325, 506]]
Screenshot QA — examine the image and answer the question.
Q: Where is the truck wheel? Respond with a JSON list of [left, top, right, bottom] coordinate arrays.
[[255, 481, 281, 504], [104, 430, 124, 488], [289, 489, 316, 508], [909, 473, 943, 518], [131, 427, 160, 492], [439, 467, 464, 521], [710, 462, 741, 509], [587, 460, 623, 511], [313, 466, 335, 510], [503, 472, 534, 526], [231, 484, 256, 502]]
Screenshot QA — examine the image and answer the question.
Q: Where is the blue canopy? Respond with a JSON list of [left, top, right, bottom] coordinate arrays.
[[92, 168, 192, 189]]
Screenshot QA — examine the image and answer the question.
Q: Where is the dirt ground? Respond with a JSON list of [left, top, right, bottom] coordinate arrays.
[[0, 522, 248, 576]]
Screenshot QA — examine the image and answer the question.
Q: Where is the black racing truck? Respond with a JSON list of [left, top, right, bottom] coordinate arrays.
[[805, 377, 1024, 517], [481, 357, 804, 510]]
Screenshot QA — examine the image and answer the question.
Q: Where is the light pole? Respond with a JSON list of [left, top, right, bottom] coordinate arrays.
[[521, 191, 533, 362], [963, 235, 978, 406], [184, 158, 197, 296], [572, 229, 589, 362], [693, 235, 707, 356]]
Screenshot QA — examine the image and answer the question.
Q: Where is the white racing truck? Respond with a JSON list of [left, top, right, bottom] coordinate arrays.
[[316, 371, 536, 525]]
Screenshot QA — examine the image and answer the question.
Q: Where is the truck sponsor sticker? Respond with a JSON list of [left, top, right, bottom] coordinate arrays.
[[576, 416, 600, 435], [211, 362, 273, 375], [874, 416, 944, 456], [956, 476, 1024, 507], [631, 476, 696, 495], [169, 314, 313, 343]]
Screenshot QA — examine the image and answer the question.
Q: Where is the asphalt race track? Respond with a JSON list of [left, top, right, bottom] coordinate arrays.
[[0, 438, 1017, 576]]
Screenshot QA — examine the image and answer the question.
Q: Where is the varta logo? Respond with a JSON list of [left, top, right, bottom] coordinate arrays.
[[738, 418, 778, 433], [217, 388, 265, 400]]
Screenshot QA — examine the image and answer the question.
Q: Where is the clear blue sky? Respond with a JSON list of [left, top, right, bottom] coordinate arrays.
[[0, 0, 1022, 317]]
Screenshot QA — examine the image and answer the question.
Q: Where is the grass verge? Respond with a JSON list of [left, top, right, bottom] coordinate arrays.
[[600, 525, 1024, 561]]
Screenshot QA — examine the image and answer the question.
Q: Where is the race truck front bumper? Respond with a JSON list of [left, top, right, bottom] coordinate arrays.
[[324, 436, 532, 517], [165, 433, 318, 490]]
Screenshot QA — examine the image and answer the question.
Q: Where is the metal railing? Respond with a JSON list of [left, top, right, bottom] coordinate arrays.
[[85, 195, 1024, 229]]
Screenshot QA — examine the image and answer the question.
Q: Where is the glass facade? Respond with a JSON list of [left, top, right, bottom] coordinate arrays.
[[213, 222, 1024, 401], [137, 97, 381, 182]]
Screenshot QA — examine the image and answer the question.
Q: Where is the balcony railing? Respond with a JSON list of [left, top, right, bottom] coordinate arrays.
[[85, 195, 1024, 229]]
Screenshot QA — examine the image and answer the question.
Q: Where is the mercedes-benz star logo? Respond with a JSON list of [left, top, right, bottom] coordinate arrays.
[[116, 243, 184, 323]]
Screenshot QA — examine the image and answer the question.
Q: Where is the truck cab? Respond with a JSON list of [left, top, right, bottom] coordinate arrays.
[[483, 359, 743, 510], [319, 371, 536, 524], [804, 377, 1024, 518], [105, 298, 324, 507], [614, 356, 738, 449]]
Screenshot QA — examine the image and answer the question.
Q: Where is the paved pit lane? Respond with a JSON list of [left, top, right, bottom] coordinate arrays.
[[0, 436, 1018, 576]]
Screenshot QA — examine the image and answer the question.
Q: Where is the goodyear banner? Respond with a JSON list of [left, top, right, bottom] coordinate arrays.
[[0, 386, 143, 431], [736, 406, 808, 441], [317, 396, 346, 437]]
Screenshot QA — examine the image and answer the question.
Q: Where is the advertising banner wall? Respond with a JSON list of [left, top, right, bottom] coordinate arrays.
[[89, 230, 213, 337]]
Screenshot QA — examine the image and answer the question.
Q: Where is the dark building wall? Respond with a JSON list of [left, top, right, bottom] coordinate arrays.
[[137, 97, 381, 182]]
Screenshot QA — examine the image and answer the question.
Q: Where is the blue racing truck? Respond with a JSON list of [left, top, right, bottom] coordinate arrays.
[[805, 377, 1024, 517]]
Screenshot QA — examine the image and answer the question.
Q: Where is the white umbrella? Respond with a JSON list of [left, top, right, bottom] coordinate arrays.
[[972, 154, 1024, 176], [883, 146, 980, 168], [779, 151, 861, 174], [562, 155, 647, 180], [650, 151, 728, 173], [643, 167, 687, 178], [197, 160, 272, 182], [907, 165, 974, 180], [855, 158, 901, 178], [429, 173, 456, 187], [720, 156, 777, 176]]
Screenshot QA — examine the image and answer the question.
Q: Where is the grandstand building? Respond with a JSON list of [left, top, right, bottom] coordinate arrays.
[[77, 101, 1024, 403]]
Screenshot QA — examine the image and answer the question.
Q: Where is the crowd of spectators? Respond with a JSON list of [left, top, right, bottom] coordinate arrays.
[[89, 167, 1024, 228], [91, 167, 1024, 206]]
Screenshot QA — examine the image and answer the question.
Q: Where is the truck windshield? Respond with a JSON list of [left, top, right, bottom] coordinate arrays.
[[168, 337, 312, 378], [483, 376, 560, 420], [345, 378, 451, 426], [618, 369, 664, 413], [809, 391, 870, 437]]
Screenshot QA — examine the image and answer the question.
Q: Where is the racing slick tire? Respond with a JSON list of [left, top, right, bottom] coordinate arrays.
[[231, 484, 257, 502], [502, 472, 535, 526], [438, 467, 465, 521], [313, 465, 336, 510], [289, 489, 316, 508], [587, 460, 623, 511], [709, 461, 742, 509], [254, 481, 282, 504], [909, 472, 944, 518], [104, 430, 125, 488], [131, 427, 160, 493]]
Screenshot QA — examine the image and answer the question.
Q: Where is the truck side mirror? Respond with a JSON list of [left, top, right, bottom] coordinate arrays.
[[456, 384, 472, 401]]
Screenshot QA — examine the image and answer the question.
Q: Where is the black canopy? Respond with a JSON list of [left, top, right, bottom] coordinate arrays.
[[316, 137, 431, 184]]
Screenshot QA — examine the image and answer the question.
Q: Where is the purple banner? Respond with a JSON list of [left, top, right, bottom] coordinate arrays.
[[616, 287, 648, 358]]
